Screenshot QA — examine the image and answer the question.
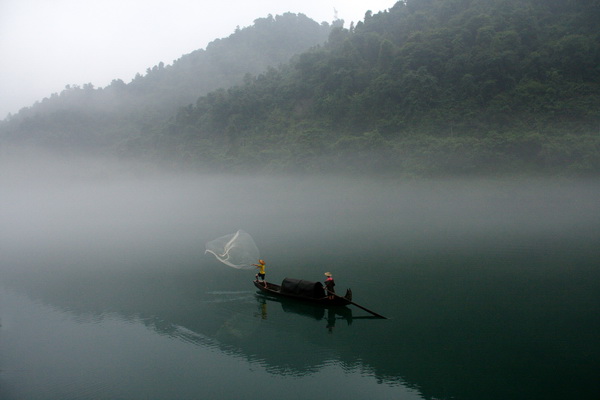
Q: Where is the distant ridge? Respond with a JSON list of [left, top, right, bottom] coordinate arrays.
[[0, 13, 332, 151]]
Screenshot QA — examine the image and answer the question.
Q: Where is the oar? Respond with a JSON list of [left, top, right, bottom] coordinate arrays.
[[326, 289, 387, 319]]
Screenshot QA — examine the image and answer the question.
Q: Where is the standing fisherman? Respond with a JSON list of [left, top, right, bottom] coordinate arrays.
[[324, 272, 335, 300], [253, 259, 267, 287]]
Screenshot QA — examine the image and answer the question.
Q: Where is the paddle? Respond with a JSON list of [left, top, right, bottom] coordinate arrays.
[[326, 289, 387, 319]]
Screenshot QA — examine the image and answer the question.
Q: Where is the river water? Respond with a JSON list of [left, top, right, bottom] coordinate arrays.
[[1, 168, 599, 399]]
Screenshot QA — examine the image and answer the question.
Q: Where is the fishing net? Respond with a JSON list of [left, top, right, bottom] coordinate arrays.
[[205, 229, 259, 269]]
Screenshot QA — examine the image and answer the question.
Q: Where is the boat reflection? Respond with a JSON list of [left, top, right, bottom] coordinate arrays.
[[254, 293, 353, 329], [254, 292, 382, 333]]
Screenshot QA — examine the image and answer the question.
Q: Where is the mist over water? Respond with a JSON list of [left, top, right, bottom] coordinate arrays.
[[1, 153, 599, 399]]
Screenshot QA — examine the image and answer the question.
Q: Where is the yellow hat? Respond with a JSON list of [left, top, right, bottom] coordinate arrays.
[[324, 272, 332, 277]]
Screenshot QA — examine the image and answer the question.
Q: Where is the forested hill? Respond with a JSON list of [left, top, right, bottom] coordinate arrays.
[[3, 1, 600, 176], [148, 0, 600, 175], [0, 13, 332, 149]]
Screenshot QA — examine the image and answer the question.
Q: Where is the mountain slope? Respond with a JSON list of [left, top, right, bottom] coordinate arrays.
[[146, 0, 600, 175], [0, 13, 332, 151], [2, 1, 599, 176]]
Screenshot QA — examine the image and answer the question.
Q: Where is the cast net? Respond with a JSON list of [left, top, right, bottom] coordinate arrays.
[[205, 229, 259, 269]]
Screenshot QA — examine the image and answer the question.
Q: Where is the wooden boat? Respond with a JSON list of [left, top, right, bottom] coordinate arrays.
[[254, 277, 352, 307]]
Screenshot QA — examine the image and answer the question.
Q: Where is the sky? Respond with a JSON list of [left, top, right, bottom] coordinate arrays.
[[0, 0, 397, 119]]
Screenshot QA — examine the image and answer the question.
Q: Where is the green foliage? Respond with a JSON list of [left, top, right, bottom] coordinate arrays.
[[2, 1, 599, 176], [155, 0, 598, 176]]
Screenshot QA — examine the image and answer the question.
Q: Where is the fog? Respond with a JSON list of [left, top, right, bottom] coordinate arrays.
[[0, 0, 397, 118], [2, 150, 599, 400], [2, 152, 599, 279]]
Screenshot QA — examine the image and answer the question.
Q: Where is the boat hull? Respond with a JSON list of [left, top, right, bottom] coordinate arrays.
[[254, 280, 352, 306]]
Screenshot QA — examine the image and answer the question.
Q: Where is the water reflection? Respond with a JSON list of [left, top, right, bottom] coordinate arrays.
[[4, 241, 596, 400], [252, 293, 362, 333], [0, 264, 391, 379]]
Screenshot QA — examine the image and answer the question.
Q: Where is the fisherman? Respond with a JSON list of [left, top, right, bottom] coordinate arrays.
[[324, 272, 335, 300], [253, 259, 267, 287]]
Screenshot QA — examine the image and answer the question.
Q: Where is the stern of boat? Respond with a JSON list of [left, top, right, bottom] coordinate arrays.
[[344, 288, 352, 301]]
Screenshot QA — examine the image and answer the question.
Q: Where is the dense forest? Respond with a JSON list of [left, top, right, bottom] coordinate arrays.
[[2, 0, 600, 176]]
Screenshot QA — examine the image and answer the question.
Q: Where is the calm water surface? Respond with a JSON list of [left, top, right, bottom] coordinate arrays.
[[1, 171, 599, 399]]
